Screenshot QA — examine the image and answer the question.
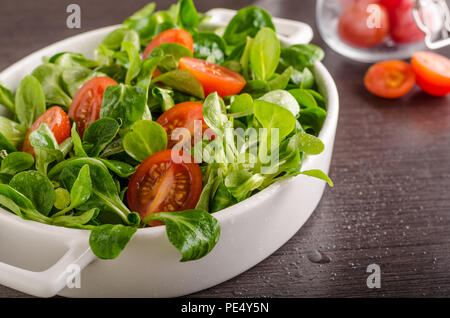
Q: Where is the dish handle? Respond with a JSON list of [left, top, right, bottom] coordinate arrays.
[[0, 239, 96, 297]]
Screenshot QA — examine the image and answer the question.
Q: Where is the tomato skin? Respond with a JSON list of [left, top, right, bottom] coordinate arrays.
[[142, 29, 194, 60], [338, 2, 390, 48], [364, 60, 416, 98], [179, 57, 246, 97], [411, 52, 450, 96], [21, 106, 71, 155], [127, 149, 202, 226], [68, 77, 117, 137], [381, 0, 429, 44], [156, 102, 211, 148]]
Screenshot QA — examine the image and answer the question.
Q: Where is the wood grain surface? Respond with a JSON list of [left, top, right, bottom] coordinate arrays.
[[0, 0, 449, 298]]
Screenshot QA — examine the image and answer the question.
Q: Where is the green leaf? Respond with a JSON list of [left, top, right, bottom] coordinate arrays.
[[62, 66, 105, 98], [289, 88, 318, 109], [223, 6, 275, 45], [52, 208, 99, 227], [279, 44, 324, 72], [295, 132, 325, 155], [0, 132, 17, 155], [70, 164, 92, 209], [178, 0, 199, 29], [0, 184, 50, 223], [149, 43, 193, 62], [144, 210, 220, 262], [0, 152, 34, 175], [151, 87, 175, 112], [253, 100, 296, 141], [300, 169, 333, 187], [123, 2, 156, 32], [229, 93, 253, 120], [299, 107, 327, 136], [0, 193, 22, 216], [54, 187, 70, 210], [29, 124, 63, 175], [71, 123, 88, 157], [0, 84, 15, 114], [123, 120, 167, 162], [89, 224, 137, 259], [211, 181, 237, 212], [48, 52, 98, 69], [152, 69, 204, 99], [268, 66, 294, 91], [122, 41, 142, 85], [32, 63, 72, 107], [250, 28, 280, 81], [14, 75, 46, 127], [82, 118, 120, 157], [300, 68, 315, 89], [259, 89, 300, 117], [9, 170, 55, 216], [100, 84, 147, 130], [0, 117, 26, 148], [202, 92, 228, 135], [59, 158, 131, 224], [193, 33, 226, 64], [98, 158, 135, 178], [224, 170, 265, 201]]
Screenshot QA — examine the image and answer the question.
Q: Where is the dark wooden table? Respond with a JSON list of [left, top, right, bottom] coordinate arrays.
[[0, 0, 449, 298]]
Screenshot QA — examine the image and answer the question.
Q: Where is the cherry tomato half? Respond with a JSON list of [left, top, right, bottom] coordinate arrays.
[[156, 102, 212, 148], [68, 76, 117, 137], [364, 60, 416, 98], [21, 106, 71, 155], [142, 29, 194, 60], [179, 57, 246, 97], [127, 149, 202, 226], [338, 2, 390, 48], [411, 51, 450, 96]]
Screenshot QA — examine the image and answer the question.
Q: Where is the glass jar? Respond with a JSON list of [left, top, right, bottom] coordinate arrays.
[[316, 0, 449, 63]]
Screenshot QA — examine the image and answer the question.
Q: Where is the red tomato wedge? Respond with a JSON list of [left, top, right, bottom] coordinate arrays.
[[364, 60, 416, 98], [127, 149, 202, 226], [142, 29, 194, 60], [338, 2, 390, 48], [156, 102, 212, 148], [68, 77, 117, 137], [21, 106, 71, 156], [411, 51, 450, 96], [179, 57, 246, 97]]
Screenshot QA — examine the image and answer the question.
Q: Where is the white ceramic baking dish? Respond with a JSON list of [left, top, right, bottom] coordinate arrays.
[[0, 9, 338, 297]]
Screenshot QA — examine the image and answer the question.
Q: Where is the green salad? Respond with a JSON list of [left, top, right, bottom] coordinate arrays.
[[0, 0, 332, 261]]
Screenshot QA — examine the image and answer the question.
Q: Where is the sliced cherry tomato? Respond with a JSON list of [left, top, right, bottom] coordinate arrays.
[[127, 149, 202, 226], [411, 51, 450, 96], [142, 29, 194, 60], [156, 101, 212, 148], [68, 76, 117, 137], [338, 2, 390, 48], [381, 0, 431, 44], [21, 106, 71, 155], [364, 60, 416, 98], [179, 57, 246, 97]]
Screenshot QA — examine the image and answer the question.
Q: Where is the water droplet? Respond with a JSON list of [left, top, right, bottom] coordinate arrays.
[[307, 250, 331, 264]]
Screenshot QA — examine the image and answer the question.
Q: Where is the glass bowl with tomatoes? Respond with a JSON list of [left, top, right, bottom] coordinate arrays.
[[316, 0, 445, 62]]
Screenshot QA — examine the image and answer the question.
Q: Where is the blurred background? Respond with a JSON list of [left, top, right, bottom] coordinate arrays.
[[0, 0, 449, 297]]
